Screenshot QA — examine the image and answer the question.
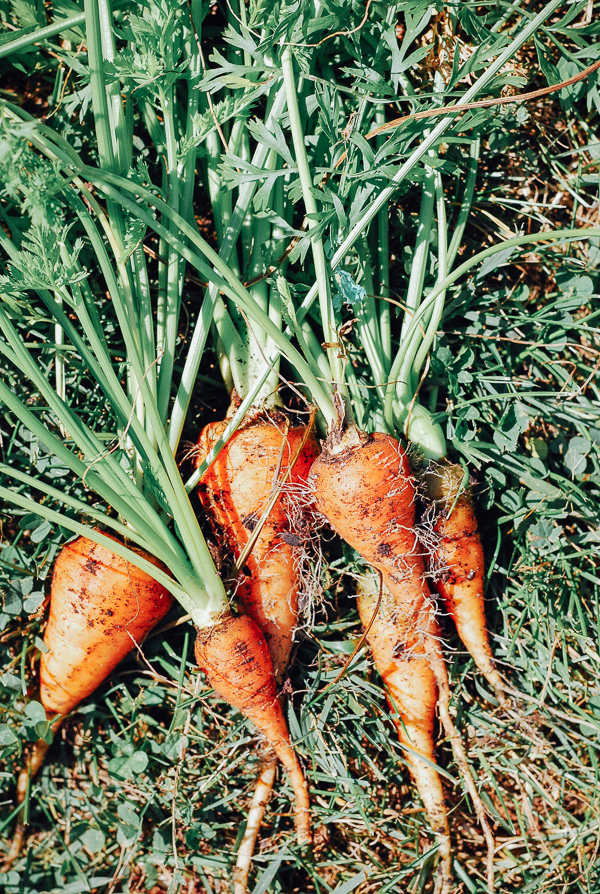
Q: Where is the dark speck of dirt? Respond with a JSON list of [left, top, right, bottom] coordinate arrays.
[[376, 542, 393, 557], [280, 531, 303, 546], [393, 640, 406, 658], [242, 513, 259, 531], [106, 609, 114, 617], [84, 558, 100, 576]]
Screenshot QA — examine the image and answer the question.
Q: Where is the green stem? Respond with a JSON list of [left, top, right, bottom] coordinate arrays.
[[0, 0, 128, 60], [82, 169, 337, 425], [281, 45, 344, 414], [413, 169, 448, 378], [447, 136, 480, 270], [295, 0, 566, 319]]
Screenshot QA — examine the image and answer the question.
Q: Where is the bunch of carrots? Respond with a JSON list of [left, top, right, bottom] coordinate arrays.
[[2, 1, 595, 892]]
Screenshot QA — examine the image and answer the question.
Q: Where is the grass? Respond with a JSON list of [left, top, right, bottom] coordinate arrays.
[[1, 1, 600, 892]]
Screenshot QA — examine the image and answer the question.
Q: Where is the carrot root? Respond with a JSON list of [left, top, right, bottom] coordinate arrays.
[[423, 462, 506, 704], [310, 430, 454, 887], [357, 577, 452, 891], [40, 535, 173, 717], [3, 716, 63, 869], [233, 757, 278, 894], [427, 642, 495, 894], [195, 612, 310, 846]]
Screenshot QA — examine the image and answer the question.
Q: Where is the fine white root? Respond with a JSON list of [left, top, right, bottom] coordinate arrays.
[[427, 643, 496, 894], [233, 758, 278, 894]]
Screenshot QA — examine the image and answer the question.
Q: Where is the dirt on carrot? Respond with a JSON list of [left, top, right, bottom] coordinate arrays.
[[308, 427, 453, 891], [195, 611, 311, 846], [422, 461, 505, 702], [41, 534, 174, 717], [197, 411, 319, 682]]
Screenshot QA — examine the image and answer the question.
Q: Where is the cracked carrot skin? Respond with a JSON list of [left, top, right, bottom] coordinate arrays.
[[309, 428, 452, 891], [40, 535, 173, 718], [423, 462, 505, 701], [195, 612, 311, 846], [197, 415, 319, 683]]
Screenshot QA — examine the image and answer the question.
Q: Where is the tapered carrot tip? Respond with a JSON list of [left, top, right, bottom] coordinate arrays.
[[233, 758, 278, 894], [195, 613, 311, 846]]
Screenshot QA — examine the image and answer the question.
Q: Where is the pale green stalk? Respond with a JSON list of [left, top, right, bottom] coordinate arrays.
[[281, 45, 343, 408], [447, 136, 480, 270], [397, 225, 600, 371], [53, 294, 65, 431], [414, 170, 448, 377], [156, 73, 183, 424], [0, 0, 128, 60], [400, 168, 435, 342], [167, 83, 289, 453], [0, 486, 208, 620], [97, 0, 130, 175], [81, 168, 337, 424], [354, 238, 387, 390]]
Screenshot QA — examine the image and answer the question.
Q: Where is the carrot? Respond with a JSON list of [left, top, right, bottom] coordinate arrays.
[[423, 461, 505, 702], [195, 611, 311, 845], [308, 427, 452, 891], [40, 534, 174, 717], [197, 413, 319, 682], [196, 411, 317, 881], [4, 534, 174, 869]]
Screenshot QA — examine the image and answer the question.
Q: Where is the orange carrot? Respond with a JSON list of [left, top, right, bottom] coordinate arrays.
[[308, 427, 452, 891], [5, 534, 174, 869], [195, 611, 311, 846], [197, 413, 319, 683], [423, 462, 505, 701], [196, 411, 317, 880], [41, 534, 173, 717]]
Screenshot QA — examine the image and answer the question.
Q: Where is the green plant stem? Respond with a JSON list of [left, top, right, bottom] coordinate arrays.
[[0, 0, 128, 59], [167, 83, 289, 451], [2, 463, 182, 572], [397, 224, 600, 377], [98, 0, 130, 175], [281, 45, 345, 413], [401, 166, 435, 333], [0, 485, 209, 618], [295, 0, 566, 320], [447, 136, 480, 270], [81, 169, 337, 424], [413, 169, 448, 378]]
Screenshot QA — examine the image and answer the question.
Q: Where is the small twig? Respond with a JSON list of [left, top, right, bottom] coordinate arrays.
[[334, 58, 600, 168]]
